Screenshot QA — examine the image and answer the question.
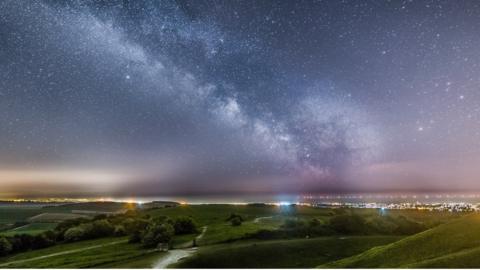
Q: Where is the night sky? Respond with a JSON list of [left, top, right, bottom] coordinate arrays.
[[2, 0, 480, 198]]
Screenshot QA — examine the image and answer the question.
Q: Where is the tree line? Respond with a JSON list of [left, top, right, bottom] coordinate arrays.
[[0, 210, 198, 257]]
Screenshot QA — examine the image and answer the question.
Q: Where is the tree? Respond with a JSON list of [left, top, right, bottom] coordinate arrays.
[[64, 227, 85, 242], [230, 217, 242, 226], [55, 218, 89, 233], [173, 217, 198, 234], [0, 237, 12, 256], [42, 230, 57, 243], [32, 233, 54, 249], [226, 213, 244, 222], [142, 223, 174, 248], [90, 220, 115, 237], [129, 230, 143, 243], [309, 218, 321, 227], [114, 225, 127, 236], [16, 234, 34, 251], [122, 218, 149, 234]]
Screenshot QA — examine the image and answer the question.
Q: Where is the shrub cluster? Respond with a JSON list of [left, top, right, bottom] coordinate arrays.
[[226, 213, 244, 226], [247, 213, 425, 240], [0, 211, 198, 257]]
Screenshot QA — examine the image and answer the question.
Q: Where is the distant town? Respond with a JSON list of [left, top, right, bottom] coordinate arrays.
[[3, 193, 480, 212]]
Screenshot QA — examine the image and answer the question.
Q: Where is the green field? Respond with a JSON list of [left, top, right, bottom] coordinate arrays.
[[27, 213, 88, 223], [145, 204, 334, 245], [0, 206, 44, 225], [0, 203, 473, 268], [0, 202, 134, 237], [321, 213, 480, 268], [145, 204, 285, 225], [0, 237, 164, 268], [173, 235, 403, 268], [0, 223, 57, 237]]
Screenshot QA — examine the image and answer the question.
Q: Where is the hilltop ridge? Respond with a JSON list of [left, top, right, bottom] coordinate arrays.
[[321, 213, 480, 268]]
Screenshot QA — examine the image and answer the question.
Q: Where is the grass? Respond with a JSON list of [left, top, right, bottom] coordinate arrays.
[[321, 213, 480, 268], [0, 223, 57, 236], [27, 213, 88, 223], [146, 204, 281, 225], [171, 233, 197, 248], [0, 206, 43, 224], [0, 204, 470, 268], [146, 204, 336, 245], [404, 245, 480, 268], [199, 220, 282, 245], [0, 237, 164, 268], [173, 235, 403, 268], [11, 242, 159, 268], [0, 237, 124, 264]]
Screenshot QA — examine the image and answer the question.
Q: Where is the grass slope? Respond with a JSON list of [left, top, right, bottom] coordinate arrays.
[[321, 213, 480, 268], [0, 207, 43, 224], [146, 204, 335, 245], [0, 223, 57, 236], [146, 204, 334, 225], [173, 236, 402, 268], [0, 236, 166, 269]]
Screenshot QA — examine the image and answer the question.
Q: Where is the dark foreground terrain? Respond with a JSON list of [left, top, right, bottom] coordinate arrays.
[[0, 201, 475, 268]]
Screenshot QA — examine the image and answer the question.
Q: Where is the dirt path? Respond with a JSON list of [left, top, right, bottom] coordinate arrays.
[[196, 226, 208, 240], [253, 216, 274, 223], [153, 248, 196, 268], [0, 240, 127, 268], [153, 226, 208, 268]]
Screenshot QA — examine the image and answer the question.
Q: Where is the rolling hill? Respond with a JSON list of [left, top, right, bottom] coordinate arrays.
[[321, 213, 480, 268], [173, 236, 402, 268]]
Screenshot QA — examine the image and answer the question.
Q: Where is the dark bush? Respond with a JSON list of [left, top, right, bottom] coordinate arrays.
[[32, 233, 55, 249], [142, 222, 174, 248], [129, 230, 143, 243], [123, 218, 151, 235], [226, 213, 244, 222], [173, 217, 198, 234], [114, 225, 127, 236], [55, 217, 90, 240], [0, 237, 12, 256], [90, 220, 115, 237], [230, 217, 242, 226], [9, 234, 35, 252], [64, 227, 85, 242]]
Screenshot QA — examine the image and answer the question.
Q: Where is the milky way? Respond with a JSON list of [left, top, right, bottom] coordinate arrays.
[[1, 0, 480, 197]]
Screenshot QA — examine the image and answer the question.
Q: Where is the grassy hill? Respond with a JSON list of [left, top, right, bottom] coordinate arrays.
[[0, 223, 57, 237], [321, 213, 480, 268], [0, 237, 165, 268], [173, 236, 402, 268]]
